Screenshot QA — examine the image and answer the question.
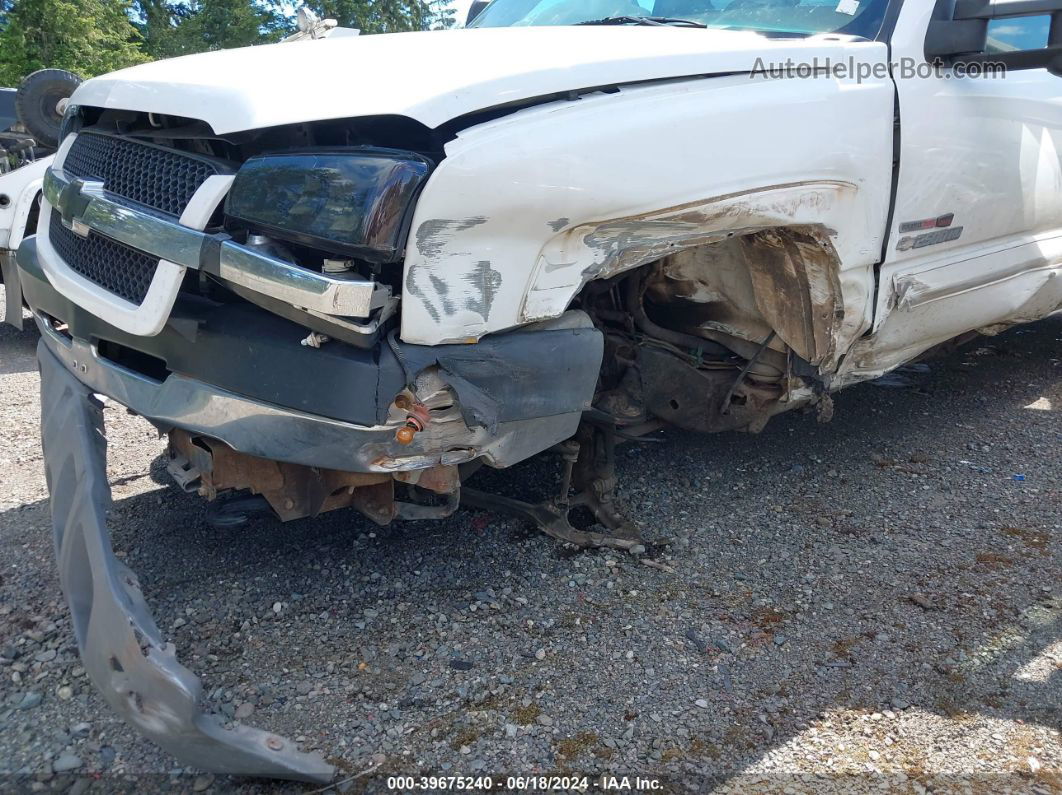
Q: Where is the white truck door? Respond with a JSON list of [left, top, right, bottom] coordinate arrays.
[[865, 0, 1062, 374]]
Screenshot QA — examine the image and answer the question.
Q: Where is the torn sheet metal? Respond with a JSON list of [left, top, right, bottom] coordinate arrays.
[[400, 68, 892, 345], [381, 315, 604, 432], [38, 342, 334, 784]]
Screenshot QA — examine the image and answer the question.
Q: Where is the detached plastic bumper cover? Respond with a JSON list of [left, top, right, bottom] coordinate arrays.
[[39, 341, 334, 783]]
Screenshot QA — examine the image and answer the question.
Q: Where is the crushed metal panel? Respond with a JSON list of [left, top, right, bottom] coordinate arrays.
[[740, 227, 845, 368], [641, 224, 848, 372], [38, 342, 334, 783], [521, 181, 859, 332]]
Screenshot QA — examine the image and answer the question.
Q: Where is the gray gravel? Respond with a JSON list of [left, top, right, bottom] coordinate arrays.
[[1, 291, 1060, 793]]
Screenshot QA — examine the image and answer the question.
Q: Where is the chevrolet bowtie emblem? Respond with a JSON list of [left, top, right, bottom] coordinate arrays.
[[56, 176, 104, 238]]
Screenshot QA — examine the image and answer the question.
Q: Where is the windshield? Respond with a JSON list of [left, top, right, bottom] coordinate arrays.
[[468, 0, 890, 39]]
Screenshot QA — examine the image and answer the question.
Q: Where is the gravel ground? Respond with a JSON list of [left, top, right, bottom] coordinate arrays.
[[0, 290, 1059, 794]]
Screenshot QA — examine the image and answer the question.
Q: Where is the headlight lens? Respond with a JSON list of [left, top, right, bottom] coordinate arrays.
[[225, 148, 431, 263]]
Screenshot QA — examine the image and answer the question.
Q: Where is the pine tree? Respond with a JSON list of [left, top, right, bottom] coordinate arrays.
[[427, 0, 455, 30], [309, 0, 435, 34], [165, 0, 289, 55], [131, 0, 191, 59], [0, 0, 149, 85]]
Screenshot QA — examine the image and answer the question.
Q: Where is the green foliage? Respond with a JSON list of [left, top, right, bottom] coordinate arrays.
[[131, 0, 190, 59], [162, 0, 290, 56], [0, 0, 148, 85], [308, 0, 429, 34], [427, 0, 454, 30], [0, 0, 457, 86]]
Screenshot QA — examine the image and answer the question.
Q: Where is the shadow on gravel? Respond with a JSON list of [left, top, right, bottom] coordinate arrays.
[[1, 316, 1058, 789], [0, 315, 38, 376]]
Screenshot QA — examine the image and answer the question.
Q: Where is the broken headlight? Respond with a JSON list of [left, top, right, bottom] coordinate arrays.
[[225, 148, 431, 263]]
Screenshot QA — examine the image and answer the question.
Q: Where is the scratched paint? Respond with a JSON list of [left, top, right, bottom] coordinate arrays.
[[414, 217, 488, 259], [462, 261, 503, 321], [406, 217, 490, 323]]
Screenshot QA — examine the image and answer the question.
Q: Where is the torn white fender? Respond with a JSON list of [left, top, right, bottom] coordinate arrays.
[[400, 61, 893, 346]]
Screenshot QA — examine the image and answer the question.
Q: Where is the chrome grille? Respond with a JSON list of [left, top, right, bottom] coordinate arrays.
[[62, 132, 220, 217], [48, 210, 157, 305]]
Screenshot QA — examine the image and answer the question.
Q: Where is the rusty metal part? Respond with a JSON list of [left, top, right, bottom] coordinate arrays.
[[168, 431, 393, 523], [461, 422, 641, 550], [38, 342, 334, 783], [169, 432, 464, 526], [349, 480, 398, 525], [637, 344, 781, 433], [393, 462, 461, 494]]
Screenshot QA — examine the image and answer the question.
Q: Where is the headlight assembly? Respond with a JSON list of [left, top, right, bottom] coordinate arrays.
[[225, 148, 432, 263]]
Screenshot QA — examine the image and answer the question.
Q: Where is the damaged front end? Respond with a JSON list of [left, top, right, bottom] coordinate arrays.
[[18, 107, 609, 778], [20, 94, 853, 780], [26, 248, 603, 780]]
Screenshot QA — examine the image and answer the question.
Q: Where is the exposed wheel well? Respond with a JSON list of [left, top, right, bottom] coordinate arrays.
[[575, 225, 845, 433]]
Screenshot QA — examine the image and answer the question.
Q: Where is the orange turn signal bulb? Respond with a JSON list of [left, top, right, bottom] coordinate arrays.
[[396, 422, 418, 445], [394, 400, 430, 445]]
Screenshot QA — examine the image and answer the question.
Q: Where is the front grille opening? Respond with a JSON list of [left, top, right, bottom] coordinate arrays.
[[63, 131, 224, 218], [49, 210, 158, 305], [96, 339, 171, 383]]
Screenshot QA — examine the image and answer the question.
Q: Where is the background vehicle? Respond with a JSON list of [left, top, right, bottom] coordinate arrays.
[[13, 0, 1062, 781], [0, 69, 81, 328]]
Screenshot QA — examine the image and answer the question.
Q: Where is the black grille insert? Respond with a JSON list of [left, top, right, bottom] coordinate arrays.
[[62, 132, 221, 217], [48, 210, 158, 305]]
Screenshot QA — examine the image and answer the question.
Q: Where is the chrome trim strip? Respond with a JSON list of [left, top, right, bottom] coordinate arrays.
[[43, 167, 385, 319], [216, 239, 384, 317]]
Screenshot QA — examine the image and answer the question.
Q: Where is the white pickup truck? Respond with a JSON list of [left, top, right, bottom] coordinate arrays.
[[0, 69, 82, 324], [13, 0, 1062, 782]]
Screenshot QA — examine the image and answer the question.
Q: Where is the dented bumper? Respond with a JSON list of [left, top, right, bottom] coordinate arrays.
[[18, 238, 603, 474], [39, 342, 335, 782]]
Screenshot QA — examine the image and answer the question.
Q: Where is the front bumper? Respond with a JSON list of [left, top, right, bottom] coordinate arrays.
[[38, 342, 335, 782], [19, 237, 603, 473]]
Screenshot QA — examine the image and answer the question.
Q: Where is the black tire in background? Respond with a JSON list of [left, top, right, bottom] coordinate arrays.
[[15, 69, 82, 149]]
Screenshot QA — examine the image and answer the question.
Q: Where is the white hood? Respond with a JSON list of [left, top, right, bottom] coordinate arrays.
[[72, 27, 881, 133]]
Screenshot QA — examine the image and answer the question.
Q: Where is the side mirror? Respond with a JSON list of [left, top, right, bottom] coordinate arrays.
[[466, 0, 489, 25], [926, 0, 1062, 72]]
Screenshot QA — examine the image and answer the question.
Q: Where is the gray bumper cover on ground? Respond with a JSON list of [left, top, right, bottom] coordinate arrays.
[[38, 341, 335, 783]]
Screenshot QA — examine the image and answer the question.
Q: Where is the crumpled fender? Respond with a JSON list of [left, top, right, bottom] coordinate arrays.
[[39, 341, 334, 783]]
